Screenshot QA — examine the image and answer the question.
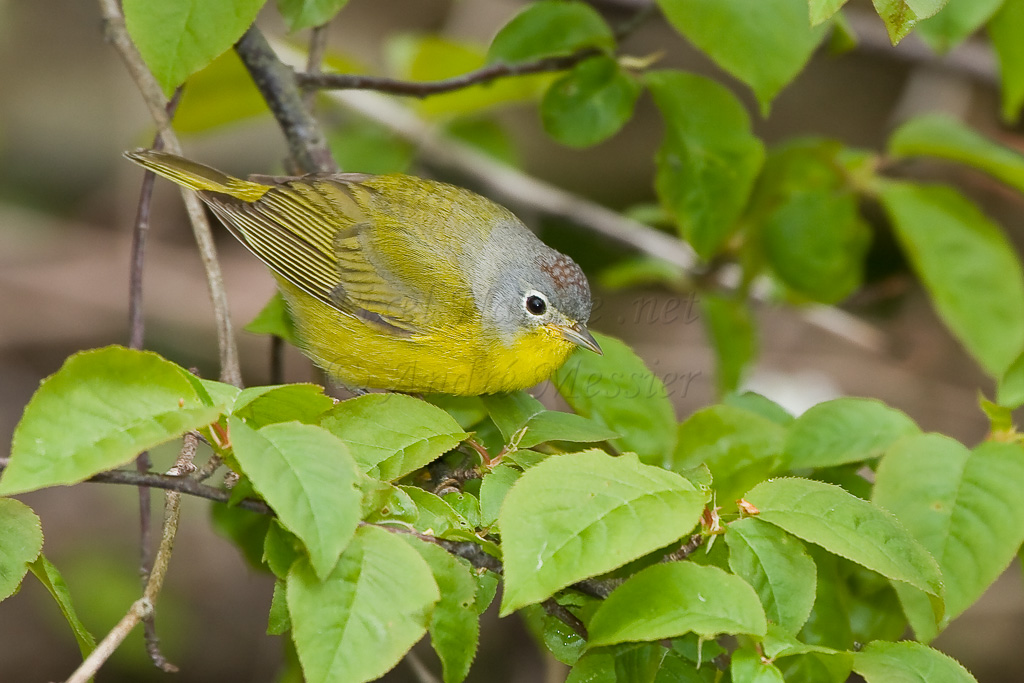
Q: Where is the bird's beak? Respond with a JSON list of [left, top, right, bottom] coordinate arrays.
[[555, 322, 602, 355]]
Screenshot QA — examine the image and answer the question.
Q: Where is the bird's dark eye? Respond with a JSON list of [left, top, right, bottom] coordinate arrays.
[[525, 294, 547, 316]]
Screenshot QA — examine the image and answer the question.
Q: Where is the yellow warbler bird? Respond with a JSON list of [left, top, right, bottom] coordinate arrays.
[[125, 150, 600, 395]]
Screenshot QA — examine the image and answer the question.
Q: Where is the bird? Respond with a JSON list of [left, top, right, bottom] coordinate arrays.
[[124, 149, 601, 396]]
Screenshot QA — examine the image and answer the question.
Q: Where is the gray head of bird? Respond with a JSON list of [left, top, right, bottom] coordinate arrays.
[[472, 224, 600, 354]]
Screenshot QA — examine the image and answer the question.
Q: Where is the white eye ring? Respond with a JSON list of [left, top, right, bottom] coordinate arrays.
[[524, 290, 549, 316]]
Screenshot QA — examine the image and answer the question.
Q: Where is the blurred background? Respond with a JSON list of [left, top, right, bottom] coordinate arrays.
[[2, 0, 1023, 680]]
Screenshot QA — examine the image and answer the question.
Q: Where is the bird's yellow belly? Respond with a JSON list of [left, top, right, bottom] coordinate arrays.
[[280, 284, 577, 395]]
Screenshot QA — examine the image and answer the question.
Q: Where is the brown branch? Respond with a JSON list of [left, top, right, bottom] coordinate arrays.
[[302, 23, 330, 112], [98, 0, 242, 387], [234, 26, 338, 174], [542, 598, 589, 640], [297, 48, 601, 97]]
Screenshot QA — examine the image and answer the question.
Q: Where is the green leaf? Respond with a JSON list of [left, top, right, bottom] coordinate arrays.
[[229, 419, 362, 580], [871, 0, 949, 43], [488, 0, 614, 64], [481, 391, 544, 442], [732, 647, 786, 683], [568, 643, 708, 683], [174, 51, 268, 133], [264, 520, 302, 579], [810, 0, 851, 25], [231, 384, 334, 427], [211, 500, 273, 570], [853, 640, 977, 683], [499, 450, 705, 614], [784, 397, 919, 469], [746, 478, 943, 600], [0, 499, 43, 601], [268, 579, 291, 635], [402, 486, 477, 539], [245, 291, 298, 344], [541, 56, 641, 148], [723, 392, 794, 426], [889, 114, 1024, 194], [1, 346, 222, 496], [700, 294, 757, 396], [123, 0, 267, 95], [655, 0, 829, 111], [646, 70, 765, 259], [445, 117, 521, 167], [424, 394, 488, 431], [874, 436, 1024, 637], [880, 182, 1024, 376], [287, 525, 439, 683], [520, 412, 620, 449], [479, 463, 521, 528], [553, 332, 677, 465], [402, 537, 479, 683], [587, 563, 768, 647], [726, 517, 817, 634], [916, 0, 1003, 52], [672, 405, 786, 507], [277, 0, 350, 31], [749, 139, 870, 304], [328, 120, 415, 175], [27, 554, 96, 659], [319, 394, 467, 481], [998, 348, 1024, 407], [989, 0, 1024, 123]]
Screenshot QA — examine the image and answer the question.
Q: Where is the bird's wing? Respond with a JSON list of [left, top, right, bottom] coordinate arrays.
[[201, 173, 473, 336]]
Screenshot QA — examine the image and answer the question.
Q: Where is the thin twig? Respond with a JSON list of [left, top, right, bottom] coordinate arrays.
[[235, 26, 338, 174], [66, 436, 198, 682], [87, 468, 273, 515], [297, 48, 601, 96], [98, 0, 242, 387], [542, 598, 589, 640], [302, 23, 330, 111], [404, 649, 442, 683]]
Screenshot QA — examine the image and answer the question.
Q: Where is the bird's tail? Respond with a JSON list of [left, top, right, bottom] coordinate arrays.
[[123, 149, 270, 202]]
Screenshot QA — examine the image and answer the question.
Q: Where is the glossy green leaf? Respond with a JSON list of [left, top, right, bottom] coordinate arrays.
[[358, 478, 417, 525], [402, 538, 479, 683], [479, 463, 521, 528], [889, 114, 1024, 194], [732, 647, 786, 683], [916, 0, 1003, 52], [874, 436, 1024, 637], [726, 517, 817, 634], [230, 419, 362, 580], [871, 0, 949, 43], [0, 499, 43, 601], [656, 0, 829, 110], [541, 56, 641, 148], [174, 51, 267, 133], [1, 346, 222, 496], [554, 332, 676, 464], [723, 392, 794, 426], [784, 397, 919, 469], [519, 412, 620, 449], [997, 348, 1024, 407], [329, 121, 414, 175], [401, 486, 477, 539], [488, 1, 614, 64], [646, 70, 765, 259], [123, 0, 266, 94], [264, 520, 302, 579], [231, 384, 334, 427], [853, 640, 976, 683], [880, 182, 1024, 376], [319, 394, 467, 481], [700, 294, 757, 396], [268, 579, 290, 635], [989, 0, 1024, 123], [481, 391, 544, 443], [277, 0, 350, 31], [587, 563, 767, 647], [810, 0, 851, 24], [746, 478, 943, 598], [568, 643, 708, 683], [287, 525, 439, 683], [500, 450, 705, 614], [28, 554, 96, 658], [673, 405, 786, 506], [245, 291, 298, 344]]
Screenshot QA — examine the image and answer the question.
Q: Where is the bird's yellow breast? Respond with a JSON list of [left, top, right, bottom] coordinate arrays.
[[278, 279, 577, 395]]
